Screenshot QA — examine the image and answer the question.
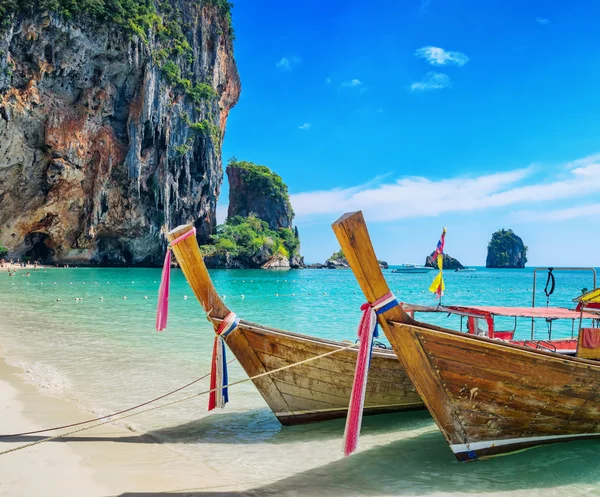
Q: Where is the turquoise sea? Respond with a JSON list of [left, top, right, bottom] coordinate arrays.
[[1, 266, 600, 496]]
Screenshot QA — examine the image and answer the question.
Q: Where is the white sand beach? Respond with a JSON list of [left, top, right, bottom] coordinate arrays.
[[0, 356, 238, 497]]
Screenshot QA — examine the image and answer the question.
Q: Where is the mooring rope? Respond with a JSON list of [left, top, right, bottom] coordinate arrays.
[[0, 341, 360, 457], [0, 359, 237, 439]]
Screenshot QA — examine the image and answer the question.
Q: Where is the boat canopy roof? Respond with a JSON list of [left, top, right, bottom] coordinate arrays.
[[402, 303, 597, 320]]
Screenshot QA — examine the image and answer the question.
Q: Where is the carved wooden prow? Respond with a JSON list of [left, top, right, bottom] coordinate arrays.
[[332, 211, 464, 442], [167, 224, 231, 322], [331, 211, 413, 325]]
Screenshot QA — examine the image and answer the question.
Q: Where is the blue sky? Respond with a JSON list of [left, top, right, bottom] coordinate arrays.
[[221, 0, 600, 265]]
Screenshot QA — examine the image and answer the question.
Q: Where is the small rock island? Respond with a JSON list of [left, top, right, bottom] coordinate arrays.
[[425, 253, 464, 270], [486, 229, 528, 268], [307, 250, 387, 269], [201, 159, 303, 269]]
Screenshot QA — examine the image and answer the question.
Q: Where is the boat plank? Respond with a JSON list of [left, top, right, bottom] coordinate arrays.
[[253, 348, 413, 389], [270, 369, 417, 406], [242, 328, 402, 372]]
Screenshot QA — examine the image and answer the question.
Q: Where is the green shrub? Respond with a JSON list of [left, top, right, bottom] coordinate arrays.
[[0, 245, 8, 258], [329, 249, 346, 262], [207, 214, 299, 262], [188, 82, 218, 104]]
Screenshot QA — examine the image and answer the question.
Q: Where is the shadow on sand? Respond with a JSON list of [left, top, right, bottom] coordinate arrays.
[[0, 409, 432, 445], [116, 430, 600, 497], [4, 408, 600, 496]]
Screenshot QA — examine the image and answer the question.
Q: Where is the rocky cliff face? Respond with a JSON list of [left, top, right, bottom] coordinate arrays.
[[227, 160, 293, 230], [0, 1, 240, 265], [486, 229, 528, 268]]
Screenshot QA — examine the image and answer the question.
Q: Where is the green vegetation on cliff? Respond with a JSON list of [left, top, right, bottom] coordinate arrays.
[[0, 0, 233, 40], [201, 214, 300, 261], [0, 0, 232, 120], [227, 159, 293, 219], [486, 229, 528, 268]]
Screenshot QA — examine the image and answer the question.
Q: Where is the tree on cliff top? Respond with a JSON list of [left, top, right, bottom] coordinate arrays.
[[486, 229, 528, 268]]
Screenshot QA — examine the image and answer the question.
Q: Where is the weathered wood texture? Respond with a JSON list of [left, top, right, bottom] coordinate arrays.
[[401, 321, 600, 458], [333, 211, 600, 460], [167, 224, 424, 425], [237, 322, 421, 424]]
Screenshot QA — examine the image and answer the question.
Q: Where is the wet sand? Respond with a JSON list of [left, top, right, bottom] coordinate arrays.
[[0, 356, 241, 497]]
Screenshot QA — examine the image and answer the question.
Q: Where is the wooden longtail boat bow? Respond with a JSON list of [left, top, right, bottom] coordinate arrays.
[[167, 224, 424, 425], [333, 211, 600, 461]]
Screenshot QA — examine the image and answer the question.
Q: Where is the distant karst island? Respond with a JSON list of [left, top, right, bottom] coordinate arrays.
[[486, 229, 528, 268], [306, 249, 388, 269]]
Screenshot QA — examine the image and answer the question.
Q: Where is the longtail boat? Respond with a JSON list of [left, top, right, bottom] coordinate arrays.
[[166, 224, 423, 425], [333, 211, 600, 461]]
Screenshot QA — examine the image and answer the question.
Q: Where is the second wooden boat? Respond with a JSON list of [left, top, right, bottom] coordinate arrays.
[[333, 211, 600, 461], [167, 224, 423, 425]]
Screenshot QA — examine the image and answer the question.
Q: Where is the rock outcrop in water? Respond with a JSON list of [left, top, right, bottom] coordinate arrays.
[[425, 253, 464, 270], [202, 160, 303, 269], [0, 0, 240, 265], [486, 229, 528, 268]]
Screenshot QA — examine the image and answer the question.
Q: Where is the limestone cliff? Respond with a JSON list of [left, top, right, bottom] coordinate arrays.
[[227, 160, 293, 231], [0, 0, 240, 265], [486, 229, 528, 268]]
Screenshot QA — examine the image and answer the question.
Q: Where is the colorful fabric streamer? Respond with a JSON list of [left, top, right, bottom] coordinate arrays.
[[155, 227, 197, 331], [429, 228, 447, 300], [343, 291, 398, 457], [208, 312, 240, 411]]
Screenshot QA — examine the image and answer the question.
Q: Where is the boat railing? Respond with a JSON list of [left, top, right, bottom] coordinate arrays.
[[523, 340, 557, 354], [531, 267, 597, 340]]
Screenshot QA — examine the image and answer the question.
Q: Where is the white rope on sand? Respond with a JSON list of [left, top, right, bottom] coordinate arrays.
[[0, 341, 360, 457]]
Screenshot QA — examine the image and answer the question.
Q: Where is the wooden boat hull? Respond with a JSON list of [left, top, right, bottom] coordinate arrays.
[[223, 319, 423, 425], [332, 210, 600, 460], [388, 321, 600, 460], [166, 223, 424, 426]]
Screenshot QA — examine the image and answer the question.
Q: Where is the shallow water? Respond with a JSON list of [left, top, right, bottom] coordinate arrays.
[[0, 266, 599, 496]]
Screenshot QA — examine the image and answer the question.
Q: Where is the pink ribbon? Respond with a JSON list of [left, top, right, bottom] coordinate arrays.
[[156, 227, 196, 331], [343, 291, 397, 456]]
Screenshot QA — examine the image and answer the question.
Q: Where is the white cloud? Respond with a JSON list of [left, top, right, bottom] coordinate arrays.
[[410, 72, 451, 92], [536, 17, 550, 25], [276, 56, 301, 71], [341, 79, 362, 88], [514, 203, 600, 222], [415, 46, 470, 66], [289, 153, 600, 222], [298, 123, 311, 130]]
